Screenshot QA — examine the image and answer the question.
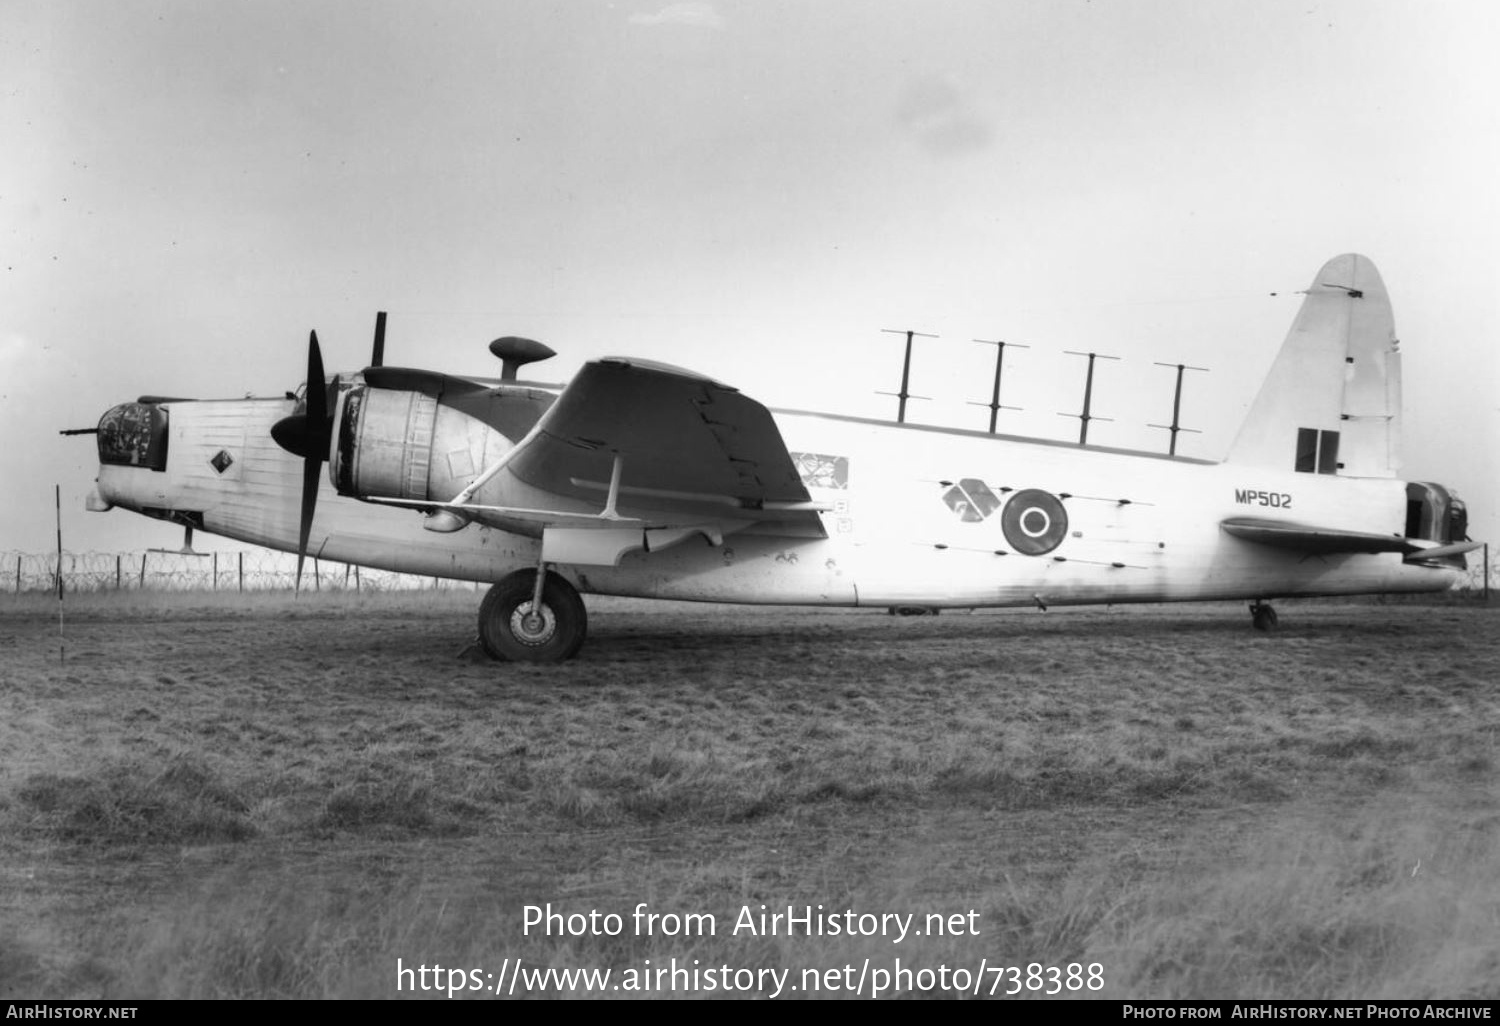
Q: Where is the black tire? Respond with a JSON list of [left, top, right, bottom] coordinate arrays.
[[478, 570, 588, 662], [893, 606, 937, 617]]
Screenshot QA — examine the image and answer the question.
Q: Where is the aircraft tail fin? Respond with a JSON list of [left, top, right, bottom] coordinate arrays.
[[1225, 253, 1401, 477]]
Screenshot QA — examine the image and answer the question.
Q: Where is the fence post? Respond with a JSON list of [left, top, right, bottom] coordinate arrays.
[[314, 558, 320, 592], [354, 564, 360, 592], [116, 554, 122, 590], [212, 552, 218, 592], [139, 553, 147, 589], [239, 551, 244, 593], [14, 554, 19, 595]]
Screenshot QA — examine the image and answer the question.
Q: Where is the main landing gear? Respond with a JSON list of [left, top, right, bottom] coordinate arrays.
[[478, 567, 587, 662], [1249, 600, 1279, 632]]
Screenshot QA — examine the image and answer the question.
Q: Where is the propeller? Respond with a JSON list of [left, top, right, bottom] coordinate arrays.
[[270, 331, 336, 592], [269, 313, 386, 593]]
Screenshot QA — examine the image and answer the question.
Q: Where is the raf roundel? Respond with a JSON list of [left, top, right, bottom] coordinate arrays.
[[1000, 489, 1069, 556]]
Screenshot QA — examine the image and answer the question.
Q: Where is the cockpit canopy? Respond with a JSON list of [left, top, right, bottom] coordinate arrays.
[[97, 402, 169, 471]]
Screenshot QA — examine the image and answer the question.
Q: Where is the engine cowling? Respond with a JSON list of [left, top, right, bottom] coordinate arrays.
[[331, 384, 514, 502]]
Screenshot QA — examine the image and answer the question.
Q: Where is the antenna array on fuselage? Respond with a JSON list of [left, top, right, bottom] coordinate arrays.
[[876, 329, 1209, 454]]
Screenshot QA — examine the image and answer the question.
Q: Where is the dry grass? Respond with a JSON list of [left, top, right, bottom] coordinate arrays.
[[1, 592, 1496, 999]]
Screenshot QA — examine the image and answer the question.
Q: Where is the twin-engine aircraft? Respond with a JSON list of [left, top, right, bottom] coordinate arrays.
[[77, 254, 1478, 661]]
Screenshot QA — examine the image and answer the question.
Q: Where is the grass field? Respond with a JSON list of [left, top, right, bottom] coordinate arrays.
[[1, 592, 1496, 1000]]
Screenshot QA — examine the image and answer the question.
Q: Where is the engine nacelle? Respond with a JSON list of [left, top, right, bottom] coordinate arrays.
[[332, 384, 514, 502]]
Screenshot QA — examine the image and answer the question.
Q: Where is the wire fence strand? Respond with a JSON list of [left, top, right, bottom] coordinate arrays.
[[3, 550, 483, 594]]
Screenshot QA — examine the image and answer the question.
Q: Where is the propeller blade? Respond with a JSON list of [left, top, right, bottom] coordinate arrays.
[[372, 311, 387, 368], [305, 331, 326, 426], [295, 445, 321, 594]]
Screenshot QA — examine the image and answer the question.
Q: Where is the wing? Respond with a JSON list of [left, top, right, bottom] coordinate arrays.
[[1220, 517, 1482, 564], [375, 358, 827, 563], [512, 358, 810, 497], [502, 357, 825, 526]]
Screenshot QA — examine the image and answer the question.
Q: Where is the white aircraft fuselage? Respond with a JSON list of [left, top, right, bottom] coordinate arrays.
[[90, 390, 1462, 607]]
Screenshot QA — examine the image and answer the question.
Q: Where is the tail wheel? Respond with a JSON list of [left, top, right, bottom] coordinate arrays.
[[1250, 601, 1279, 632], [479, 570, 587, 662]]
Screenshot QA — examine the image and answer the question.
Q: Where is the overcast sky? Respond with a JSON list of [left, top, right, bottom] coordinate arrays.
[[3, 0, 1496, 554]]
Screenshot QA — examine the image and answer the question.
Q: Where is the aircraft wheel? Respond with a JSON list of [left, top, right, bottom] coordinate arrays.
[[479, 570, 588, 662], [1250, 602, 1279, 632]]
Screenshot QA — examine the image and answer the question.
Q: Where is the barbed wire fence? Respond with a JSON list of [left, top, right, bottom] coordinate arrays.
[[1463, 546, 1494, 597], [3, 549, 484, 595], [4, 546, 1494, 598]]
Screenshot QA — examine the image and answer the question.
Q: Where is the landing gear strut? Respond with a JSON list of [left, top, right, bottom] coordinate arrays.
[[1249, 600, 1279, 632], [478, 567, 588, 662]]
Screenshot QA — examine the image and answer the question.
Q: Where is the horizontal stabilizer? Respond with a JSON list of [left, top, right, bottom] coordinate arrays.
[[1220, 517, 1416, 555], [1402, 540, 1483, 564]]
